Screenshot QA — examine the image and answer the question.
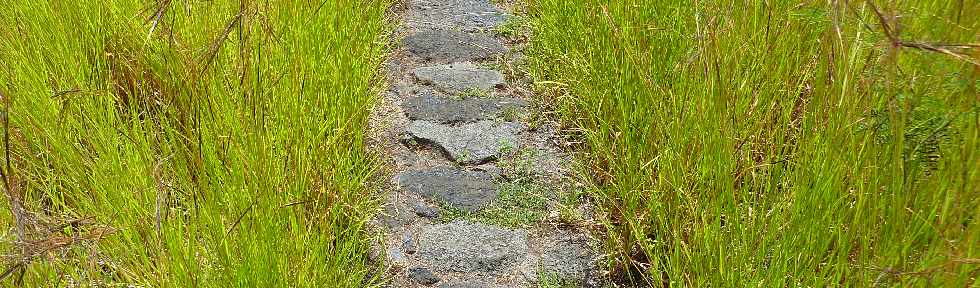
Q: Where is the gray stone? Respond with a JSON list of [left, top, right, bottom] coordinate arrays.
[[473, 163, 503, 177], [404, 120, 522, 165], [397, 167, 498, 212], [537, 235, 595, 281], [407, 267, 441, 285], [406, 0, 510, 32], [417, 220, 529, 274], [404, 30, 506, 63], [414, 62, 504, 94], [388, 245, 408, 265], [402, 91, 525, 124], [377, 200, 414, 230], [413, 202, 441, 218], [403, 232, 417, 254]]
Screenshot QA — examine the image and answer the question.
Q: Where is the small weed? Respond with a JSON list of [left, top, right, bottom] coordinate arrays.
[[498, 148, 537, 182], [500, 105, 523, 122], [438, 180, 549, 228], [522, 104, 547, 131], [457, 87, 489, 99], [495, 15, 530, 40], [553, 185, 586, 224], [436, 202, 470, 222], [459, 149, 473, 163], [497, 139, 518, 157], [538, 271, 577, 288], [480, 60, 505, 72], [477, 181, 549, 227], [403, 136, 419, 147]]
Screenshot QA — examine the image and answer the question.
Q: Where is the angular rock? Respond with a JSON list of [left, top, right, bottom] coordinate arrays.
[[404, 30, 506, 63], [417, 220, 529, 274], [414, 62, 504, 94], [407, 267, 441, 285], [397, 167, 497, 212], [413, 202, 441, 218], [406, 0, 509, 32], [402, 91, 525, 124], [388, 245, 408, 265], [404, 120, 522, 164], [403, 232, 418, 254]]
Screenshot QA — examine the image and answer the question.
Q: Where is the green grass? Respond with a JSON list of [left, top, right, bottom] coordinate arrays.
[[438, 149, 553, 228], [438, 174, 551, 229], [527, 0, 979, 286], [537, 271, 577, 288], [477, 181, 550, 227], [0, 0, 390, 286], [495, 15, 531, 40], [439, 180, 550, 228], [458, 87, 491, 99]]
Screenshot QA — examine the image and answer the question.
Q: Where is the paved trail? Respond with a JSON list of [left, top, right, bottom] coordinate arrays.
[[371, 1, 601, 287]]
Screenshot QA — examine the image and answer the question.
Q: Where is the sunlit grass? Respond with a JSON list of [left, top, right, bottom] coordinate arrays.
[[527, 0, 979, 286], [0, 0, 390, 286]]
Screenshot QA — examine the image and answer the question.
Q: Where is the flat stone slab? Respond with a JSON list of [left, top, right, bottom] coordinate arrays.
[[404, 29, 506, 63], [536, 234, 596, 282], [406, 0, 509, 32], [404, 120, 522, 164], [397, 167, 497, 212], [402, 91, 524, 124], [414, 62, 504, 94], [417, 220, 529, 274]]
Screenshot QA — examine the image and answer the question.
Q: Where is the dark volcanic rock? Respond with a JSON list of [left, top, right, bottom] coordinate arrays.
[[416, 220, 529, 274], [403, 120, 522, 165], [413, 62, 504, 94], [406, 0, 510, 32], [402, 91, 525, 124], [413, 202, 441, 218], [404, 29, 506, 63], [397, 167, 498, 212], [407, 267, 441, 286]]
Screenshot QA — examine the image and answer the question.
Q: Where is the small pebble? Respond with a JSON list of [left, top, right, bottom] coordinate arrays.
[[403, 232, 417, 254], [407, 267, 440, 285], [413, 203, 440, 218], [388, 246, 407, 265]]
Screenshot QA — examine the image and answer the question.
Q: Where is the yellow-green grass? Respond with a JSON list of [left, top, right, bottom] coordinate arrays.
[[527, 0, 978, 286], [0, 0, 390, 286]]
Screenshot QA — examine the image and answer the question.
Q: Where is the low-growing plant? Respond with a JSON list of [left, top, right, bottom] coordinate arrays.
[[457, 87, 490, 99], [495, 15, 530, 40]]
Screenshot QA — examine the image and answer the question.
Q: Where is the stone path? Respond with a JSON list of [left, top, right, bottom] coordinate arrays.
[[371, 0, 601, 287]]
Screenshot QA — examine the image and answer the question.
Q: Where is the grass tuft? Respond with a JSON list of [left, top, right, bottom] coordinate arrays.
[[527, 0, 980, 286], [0, 0, 391, 286]]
